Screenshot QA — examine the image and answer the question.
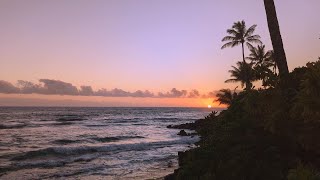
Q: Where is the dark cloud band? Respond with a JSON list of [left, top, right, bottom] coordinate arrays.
[[0, 79, 216, 98]]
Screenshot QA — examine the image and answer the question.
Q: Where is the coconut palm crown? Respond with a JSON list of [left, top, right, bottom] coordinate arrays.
[[247, 44, 279, 88], [215, 88, 238, 106], [221, 20, 262, 63], [247, 44, 272, 65], [225, 61, 256, 90]]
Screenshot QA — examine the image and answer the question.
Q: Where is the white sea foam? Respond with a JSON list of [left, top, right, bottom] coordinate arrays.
[[0, 107, 213, 179]]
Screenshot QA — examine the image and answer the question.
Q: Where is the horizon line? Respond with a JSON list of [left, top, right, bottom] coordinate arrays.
[[0, 105, 226, 109]]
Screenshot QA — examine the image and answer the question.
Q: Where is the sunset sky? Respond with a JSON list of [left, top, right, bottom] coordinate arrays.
[[0, 0, 319, 107]]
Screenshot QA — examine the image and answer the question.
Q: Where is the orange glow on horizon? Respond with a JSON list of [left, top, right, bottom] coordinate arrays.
[[0, 93, 226, 108]]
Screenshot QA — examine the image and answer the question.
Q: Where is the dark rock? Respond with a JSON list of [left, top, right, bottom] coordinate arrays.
[[177, 130, 188, 136], [164, 173, 175, 180], [178, 151, 188, 166], [168, 123, 196, 130], [164, 151, 189, 179], [164, 112, 219, 179], [167, 117, 211, 131]]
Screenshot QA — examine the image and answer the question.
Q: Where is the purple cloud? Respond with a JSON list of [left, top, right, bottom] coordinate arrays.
[[0, 79, 218, 98], [0, 81, 20, 94]]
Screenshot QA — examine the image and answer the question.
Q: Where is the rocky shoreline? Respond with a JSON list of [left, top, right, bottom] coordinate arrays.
[[164, 112, 217, 179]]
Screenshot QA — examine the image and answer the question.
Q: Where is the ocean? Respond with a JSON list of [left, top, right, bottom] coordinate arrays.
[[0, 107, 214, 180]]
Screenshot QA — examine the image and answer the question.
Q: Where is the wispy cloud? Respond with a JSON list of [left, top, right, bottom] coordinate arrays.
[[0, 79, 217, 98]]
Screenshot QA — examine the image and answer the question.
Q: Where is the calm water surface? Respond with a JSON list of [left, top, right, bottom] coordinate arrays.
[[0, 107, 214, 179]]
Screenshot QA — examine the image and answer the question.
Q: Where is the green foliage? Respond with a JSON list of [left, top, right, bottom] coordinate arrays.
[[225, 44, 280, 90], [174, 98, 287, 180], [170, 59, 320, 180], [288, 164, 320, 180], [225, 61, 256, 90], [289, 60, 320, 152], [294, 61, 320, 122], [215, 88, 238, 106], [247, 44, 279, 88], [247, 44, 272, 64], [221, 20, 262, 90]]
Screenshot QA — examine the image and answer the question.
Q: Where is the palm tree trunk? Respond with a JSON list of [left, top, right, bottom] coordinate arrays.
[[263, 0, 289, 77], [242, 42, 251, 90], [245, 82, 251, 91], [241, 42, 246, 63]]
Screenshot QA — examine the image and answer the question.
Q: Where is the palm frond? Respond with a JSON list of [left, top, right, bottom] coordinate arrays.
[[246, 43, 255, 51], [246, 57, 257, 62], [264, 51, 273, 60], [245, 24, 257, 37], [215, 88, 236, 105], [231, 41, 241, 47], [247, 34, 261, 40], [221, 42, 235, 49], [222, 36, 236, 42], [247, 38, 262, 44], [226, 29, 238, 36], [225, 79, 239, 83]]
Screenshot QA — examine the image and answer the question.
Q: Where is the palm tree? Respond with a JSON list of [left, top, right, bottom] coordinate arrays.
[[247, 45, 272, 86], [263, 0, 289, 77], [255, 63, 276, 88], [247, 45, 278, 88], [268, 50, 278, 75], [247, 44, 272, 65], [215, 88, 238, 106], [221, 20, 262, 63], [267, 50, 278, 75], [225, 61, 256, 90]]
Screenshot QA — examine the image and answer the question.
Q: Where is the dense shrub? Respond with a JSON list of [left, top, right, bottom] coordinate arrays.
[[170, 60, 320, 180]]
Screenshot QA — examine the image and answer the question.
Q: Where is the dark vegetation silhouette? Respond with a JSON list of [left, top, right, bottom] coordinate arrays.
[[225, 61, 256, 90], [215, 88, 238, 106], [166, 58, 320, 180], [247, 44, 278, 88], [165, 1, 320, 179], [221, 21, 262, 89]]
